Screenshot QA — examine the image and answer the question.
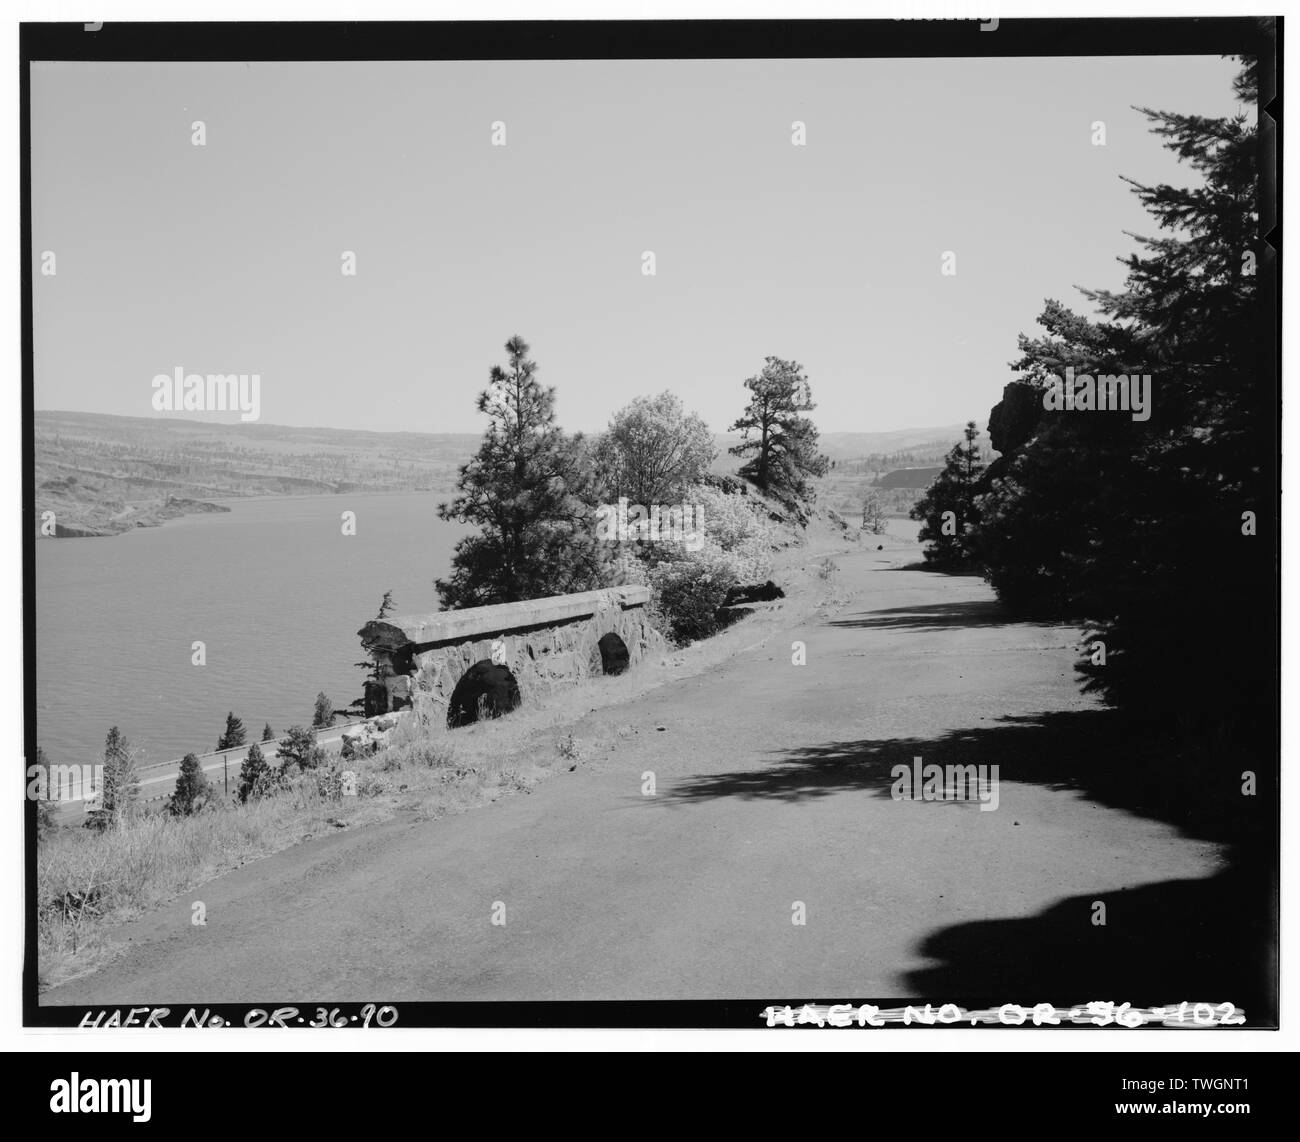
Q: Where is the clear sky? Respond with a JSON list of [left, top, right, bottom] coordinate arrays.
[[31, 54, 1246, 435]]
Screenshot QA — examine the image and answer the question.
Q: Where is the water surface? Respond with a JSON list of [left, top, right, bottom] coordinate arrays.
[[35, 492, 467, 766]]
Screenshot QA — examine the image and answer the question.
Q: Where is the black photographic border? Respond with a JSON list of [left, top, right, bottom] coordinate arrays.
[[19, 15, 1281, 1031]]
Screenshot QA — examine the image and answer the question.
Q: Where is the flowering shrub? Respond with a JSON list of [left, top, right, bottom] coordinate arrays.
[[635, 484, 787, 643], [687, 483, 775, 581]]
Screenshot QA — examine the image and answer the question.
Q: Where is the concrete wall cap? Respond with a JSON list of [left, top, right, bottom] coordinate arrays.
[[359, 585, 650, 650]]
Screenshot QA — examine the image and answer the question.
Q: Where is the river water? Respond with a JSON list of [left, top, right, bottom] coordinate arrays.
[[34, 492, 468, 767]]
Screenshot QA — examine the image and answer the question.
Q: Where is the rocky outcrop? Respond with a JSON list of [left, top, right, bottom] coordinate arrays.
[[721, 581, 785, 607], [37, 484, 230, 538], [341, 711, 402, 758]]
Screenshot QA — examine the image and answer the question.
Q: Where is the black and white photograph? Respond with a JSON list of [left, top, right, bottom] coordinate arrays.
[[9, 3, 1290, 1094]]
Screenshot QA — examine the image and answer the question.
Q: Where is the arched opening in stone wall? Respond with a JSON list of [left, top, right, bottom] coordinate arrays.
[[447, 660, 522, 728], [597, 632, 631, 676]]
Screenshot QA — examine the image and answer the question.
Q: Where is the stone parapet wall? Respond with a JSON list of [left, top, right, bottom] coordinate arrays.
[[358, 586, 665, 726]]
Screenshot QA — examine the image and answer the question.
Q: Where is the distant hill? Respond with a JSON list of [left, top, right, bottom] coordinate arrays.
[[817, 427, 980, 460], [710, 425, 979, 472], [812, 427, 991, 521], [34, 410, 981, 537], [34, 411, 478, 536], [874, 466, 945, 490]]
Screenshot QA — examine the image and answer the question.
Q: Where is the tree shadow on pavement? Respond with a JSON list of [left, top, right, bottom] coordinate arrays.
[[662, 708, 1257, 844], [660, 708, 1275, 1021], [829, 598, 1059, 632], [902, 855, 1275, 1022]]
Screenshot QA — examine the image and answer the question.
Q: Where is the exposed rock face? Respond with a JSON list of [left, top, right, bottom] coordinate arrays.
[[341, 712, 401, 758], [721, 580, 785, 607], [358, 586, 666, 729], [37, 481, 231, 538]]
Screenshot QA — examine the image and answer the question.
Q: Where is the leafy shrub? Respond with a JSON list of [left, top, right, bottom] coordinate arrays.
[[633, 483, 787, 644], [647, 550, 739, 643], [687, 483, 775, 581]]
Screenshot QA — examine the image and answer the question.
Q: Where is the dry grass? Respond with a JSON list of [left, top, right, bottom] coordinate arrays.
[[36, 698, 601, 989], [37, 785, 388, 988]]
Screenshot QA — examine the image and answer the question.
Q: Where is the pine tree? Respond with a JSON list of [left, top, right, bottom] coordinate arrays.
[[729, 357, 829, 522], [100, 726, 139, 828], [168, 753, 212, 816], [277, 725, 321, 773], [911, 422, 985, 568], [261, 723, 276, 742], [436, 336, 612, 608], [216, 712, 247, 752], [238, 742, 271, 803], [860, 490, 888, 535]]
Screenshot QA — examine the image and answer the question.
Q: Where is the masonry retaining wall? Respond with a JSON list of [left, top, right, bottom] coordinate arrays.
[[358, 585, 665, 727]]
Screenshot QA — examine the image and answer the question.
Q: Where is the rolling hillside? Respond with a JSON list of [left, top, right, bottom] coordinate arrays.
[[34, 411, 985, 536]]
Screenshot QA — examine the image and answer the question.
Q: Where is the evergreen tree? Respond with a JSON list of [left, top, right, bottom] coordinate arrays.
[[34, 745, 58, 844], [261, 723, 276, 742], [312, 691, 334, 728], [277, 725, 322, 773], [100, 726, 139, 828], [168, 753, 212, 816], [972, 58, 1267, 741], [729, 357, 829, 521], [1070, 57, 1267, 733], [238, 741, 272, 803], [860, 490, 888, 535], [910, 422, 985, 568], [436, 336, 612, 608], [974, 302, 1150, 616], [216, 712, 246, 752]]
